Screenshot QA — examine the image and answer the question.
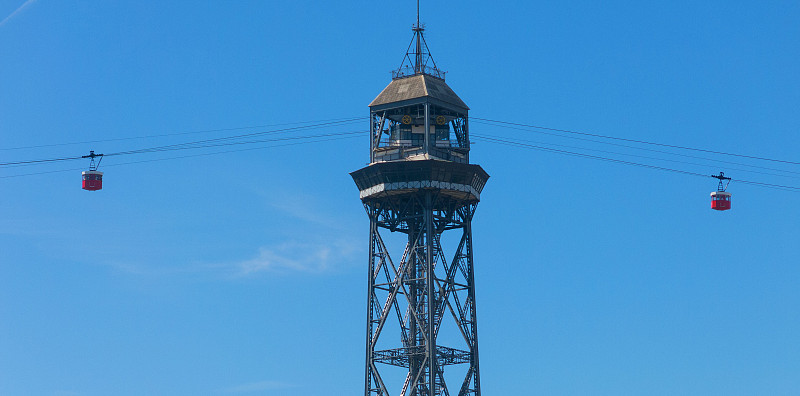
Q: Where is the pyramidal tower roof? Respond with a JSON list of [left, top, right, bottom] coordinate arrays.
[[369, 74, 469, 111], [369, 2, 468, 113]]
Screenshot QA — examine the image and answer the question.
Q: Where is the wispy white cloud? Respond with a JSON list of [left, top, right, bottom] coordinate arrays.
[[96, 237, 361, 278], [226, 189, 362, 276], [0, 0, 38, 27], [89, 190, 363, 278], [219, 380, 297, 393], [234, 238, 359, 276]]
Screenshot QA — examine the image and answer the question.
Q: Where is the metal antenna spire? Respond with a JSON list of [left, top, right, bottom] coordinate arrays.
[[417, 0, 420, 29], [393, 0, 446, 80], [414, 0, 423, 73]]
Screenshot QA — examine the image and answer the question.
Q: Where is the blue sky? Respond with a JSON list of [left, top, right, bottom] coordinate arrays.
[[1, 1, 799, 395]]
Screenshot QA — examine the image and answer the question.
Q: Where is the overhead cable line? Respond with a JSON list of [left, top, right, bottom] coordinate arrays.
[[472, 132, 800, 179], [473, 134, 800, 192], [472, 117, 800, 166], [104, 130, 364, 157], [0, 116, 368, 152], [0, 119, 364, 167], [472, 119, 800, 175], [0, 155, 85, 166], [0, 132, 362, 179], [103, 118, 362, 156], [102, 134, 361, 168], [473, 134, 708, 177], [4, 115, 797, 192]]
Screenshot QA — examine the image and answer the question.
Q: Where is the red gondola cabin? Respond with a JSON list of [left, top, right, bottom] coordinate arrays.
[[710, 191, 731, 211], [82, 170, 103, 191]]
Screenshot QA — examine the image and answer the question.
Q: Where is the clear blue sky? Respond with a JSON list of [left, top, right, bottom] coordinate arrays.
[[2, 1, 799, 395]]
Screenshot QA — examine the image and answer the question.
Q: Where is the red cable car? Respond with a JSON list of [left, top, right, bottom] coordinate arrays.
[[710, 191, 731, 210], [710, 172, 732, 211], [81, 150, 104, 191], [82, 170, 104, 191]]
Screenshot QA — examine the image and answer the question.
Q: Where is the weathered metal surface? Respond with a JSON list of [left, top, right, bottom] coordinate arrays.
[[369, 74, 469, 112], [351, 160, 489, 202]]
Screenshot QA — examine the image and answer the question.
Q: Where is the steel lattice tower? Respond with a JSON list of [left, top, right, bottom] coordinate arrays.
[[351, 18, 489, 396]]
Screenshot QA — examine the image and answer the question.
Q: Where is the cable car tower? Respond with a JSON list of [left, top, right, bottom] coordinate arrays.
[[351, 5, 489, 395]]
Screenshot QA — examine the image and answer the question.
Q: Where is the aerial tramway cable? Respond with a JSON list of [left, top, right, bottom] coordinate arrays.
[[471, 119, 800, 176], [472, 132, 800, 179], [0, 118, 364, 167], [0, 116, 366, 152], [1, 115, 798, 193], [471, 117, 800, 166], [472, 134, 800, 192], [0, 131, 363, 179], [5, 115, 796, 172]]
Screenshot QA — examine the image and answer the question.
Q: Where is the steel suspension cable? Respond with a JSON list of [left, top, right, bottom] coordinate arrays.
[[473, 134, 800, 192], [0, 133, 362, 179], [471, 119, 800, 175], [0, 116, 367, 152], [472, 116, 800, 166], [472, 132, 800, 179], [0, 119, 364, 167], [103, 119, 362, 156]]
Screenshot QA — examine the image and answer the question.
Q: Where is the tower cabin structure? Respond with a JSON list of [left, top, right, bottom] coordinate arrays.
[[351, 17, 489, 396]]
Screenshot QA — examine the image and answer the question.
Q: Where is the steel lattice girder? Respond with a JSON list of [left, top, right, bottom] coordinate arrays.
[[374, 346, 472, 368], [360, 188, 482, 396]]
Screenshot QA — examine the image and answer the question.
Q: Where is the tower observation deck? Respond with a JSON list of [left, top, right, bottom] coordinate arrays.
[[351, 16, 489, 396]]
